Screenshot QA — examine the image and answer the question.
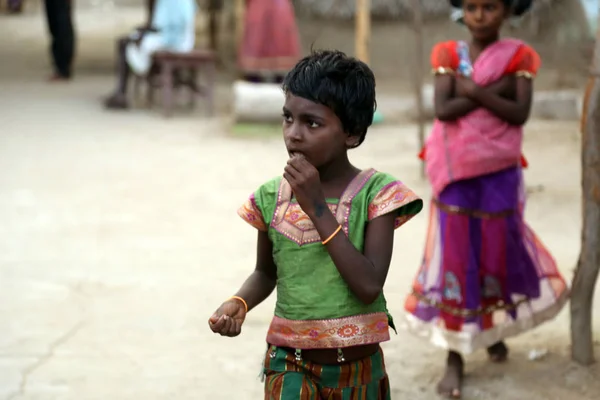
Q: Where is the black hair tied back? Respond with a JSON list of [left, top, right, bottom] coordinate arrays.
[[449, 0, 533, 16]]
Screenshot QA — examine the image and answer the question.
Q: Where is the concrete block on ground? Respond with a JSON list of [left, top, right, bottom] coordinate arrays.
[[233, 81, 285, 123], [531, 90, 582, 121]]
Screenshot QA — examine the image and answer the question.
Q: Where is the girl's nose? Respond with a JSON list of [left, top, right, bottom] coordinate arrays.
[[474, 9, 484, 21], [286, 123, 303, 142]]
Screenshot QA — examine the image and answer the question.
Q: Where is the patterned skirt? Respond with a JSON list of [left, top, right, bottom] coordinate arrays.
[[404, 167, 569, 354], [263, 346, 391, 400]]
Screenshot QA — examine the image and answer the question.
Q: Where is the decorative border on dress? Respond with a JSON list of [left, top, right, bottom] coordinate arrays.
[[270, 169, 376, 246], [266, 312, 391, 350], [402, 289, 570, 355], [368, 181, 422, 228], [433, 198, 516, 219], [338, 169, 377, 237], [237, 194, 268, 231], [410, 289, 530, 317]]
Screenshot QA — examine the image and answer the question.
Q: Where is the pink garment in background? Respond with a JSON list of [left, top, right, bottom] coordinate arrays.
[[238, 0, 301, 74], [424, 39, 525, 196]]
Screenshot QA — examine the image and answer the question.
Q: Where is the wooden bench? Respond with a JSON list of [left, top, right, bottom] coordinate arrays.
[[134, 49, 217, 118]]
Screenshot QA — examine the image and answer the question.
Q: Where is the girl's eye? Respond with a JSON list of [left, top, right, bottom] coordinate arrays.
[[282, 114, 292, 123], [308, 121, 319, 129]]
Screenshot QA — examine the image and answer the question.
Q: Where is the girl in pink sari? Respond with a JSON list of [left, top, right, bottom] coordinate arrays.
[[404, 0, 569, 398]]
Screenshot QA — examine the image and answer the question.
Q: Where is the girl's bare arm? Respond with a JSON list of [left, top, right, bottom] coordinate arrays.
[[233, 231, 277, 311], [467, 77, 533, 126], [434, 74, 479, 121], [309, 209, 397, 305], [435, 75, 516, 121]]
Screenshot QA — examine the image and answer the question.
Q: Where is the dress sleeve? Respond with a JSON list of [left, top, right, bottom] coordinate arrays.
[[505, 44, 541, 79], [367, 180, 424, 229], [236, 177, 280, 232], [237, 193, 268, 231], [431, 41, 459, 76]]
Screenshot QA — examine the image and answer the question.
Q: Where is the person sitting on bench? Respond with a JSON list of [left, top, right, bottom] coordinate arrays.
[[104, 0, 197, 110]]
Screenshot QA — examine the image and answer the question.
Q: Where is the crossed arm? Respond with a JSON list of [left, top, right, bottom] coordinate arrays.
[[434, 73, 534, 126]]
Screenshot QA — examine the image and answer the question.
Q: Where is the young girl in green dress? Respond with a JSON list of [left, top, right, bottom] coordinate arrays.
[[209, 50, 423, 399]]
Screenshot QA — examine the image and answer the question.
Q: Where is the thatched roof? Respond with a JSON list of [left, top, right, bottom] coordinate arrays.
[[292, 0, 555, 20]]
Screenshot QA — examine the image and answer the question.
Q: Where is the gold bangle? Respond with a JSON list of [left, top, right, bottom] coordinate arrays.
[[431, 67, 455, 76], [322, 225, 342, 245], [229, 296, 248, 313], [515, 70, 535, 79]]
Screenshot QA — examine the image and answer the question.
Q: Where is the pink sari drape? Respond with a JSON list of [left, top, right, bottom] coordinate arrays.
[[425, 39, 525, 196]]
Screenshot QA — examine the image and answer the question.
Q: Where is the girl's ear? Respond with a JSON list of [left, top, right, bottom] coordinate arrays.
[[346, 134, 360, 148]]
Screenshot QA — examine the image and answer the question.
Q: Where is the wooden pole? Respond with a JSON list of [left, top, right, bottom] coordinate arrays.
[[208, 3, 219, 54], [571, 17, 600, 366], [410, 0, 425, 177], [355, 0, 371, 63], [555, 29, 567, 88], [235, 0, 245, 55]]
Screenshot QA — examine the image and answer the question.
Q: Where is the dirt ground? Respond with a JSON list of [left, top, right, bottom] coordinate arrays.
[[0, 5, 599, 400]]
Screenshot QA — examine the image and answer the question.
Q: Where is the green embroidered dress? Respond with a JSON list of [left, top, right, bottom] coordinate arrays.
[[239, 169, 423, 350]]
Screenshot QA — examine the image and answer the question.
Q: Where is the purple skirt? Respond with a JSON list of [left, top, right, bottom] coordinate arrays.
[[404, 167, 568, 354]]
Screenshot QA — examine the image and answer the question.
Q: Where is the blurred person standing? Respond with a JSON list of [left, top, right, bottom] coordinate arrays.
[[239, 0, 301, 83], [44, 0, 75, 81]]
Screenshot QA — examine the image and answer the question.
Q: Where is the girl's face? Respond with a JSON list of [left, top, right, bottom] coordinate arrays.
[[282, 94, 355, 168], [462, 0, 508, 41]]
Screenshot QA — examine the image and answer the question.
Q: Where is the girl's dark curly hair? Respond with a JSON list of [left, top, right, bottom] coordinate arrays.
[[282, 50, 376, 149]]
